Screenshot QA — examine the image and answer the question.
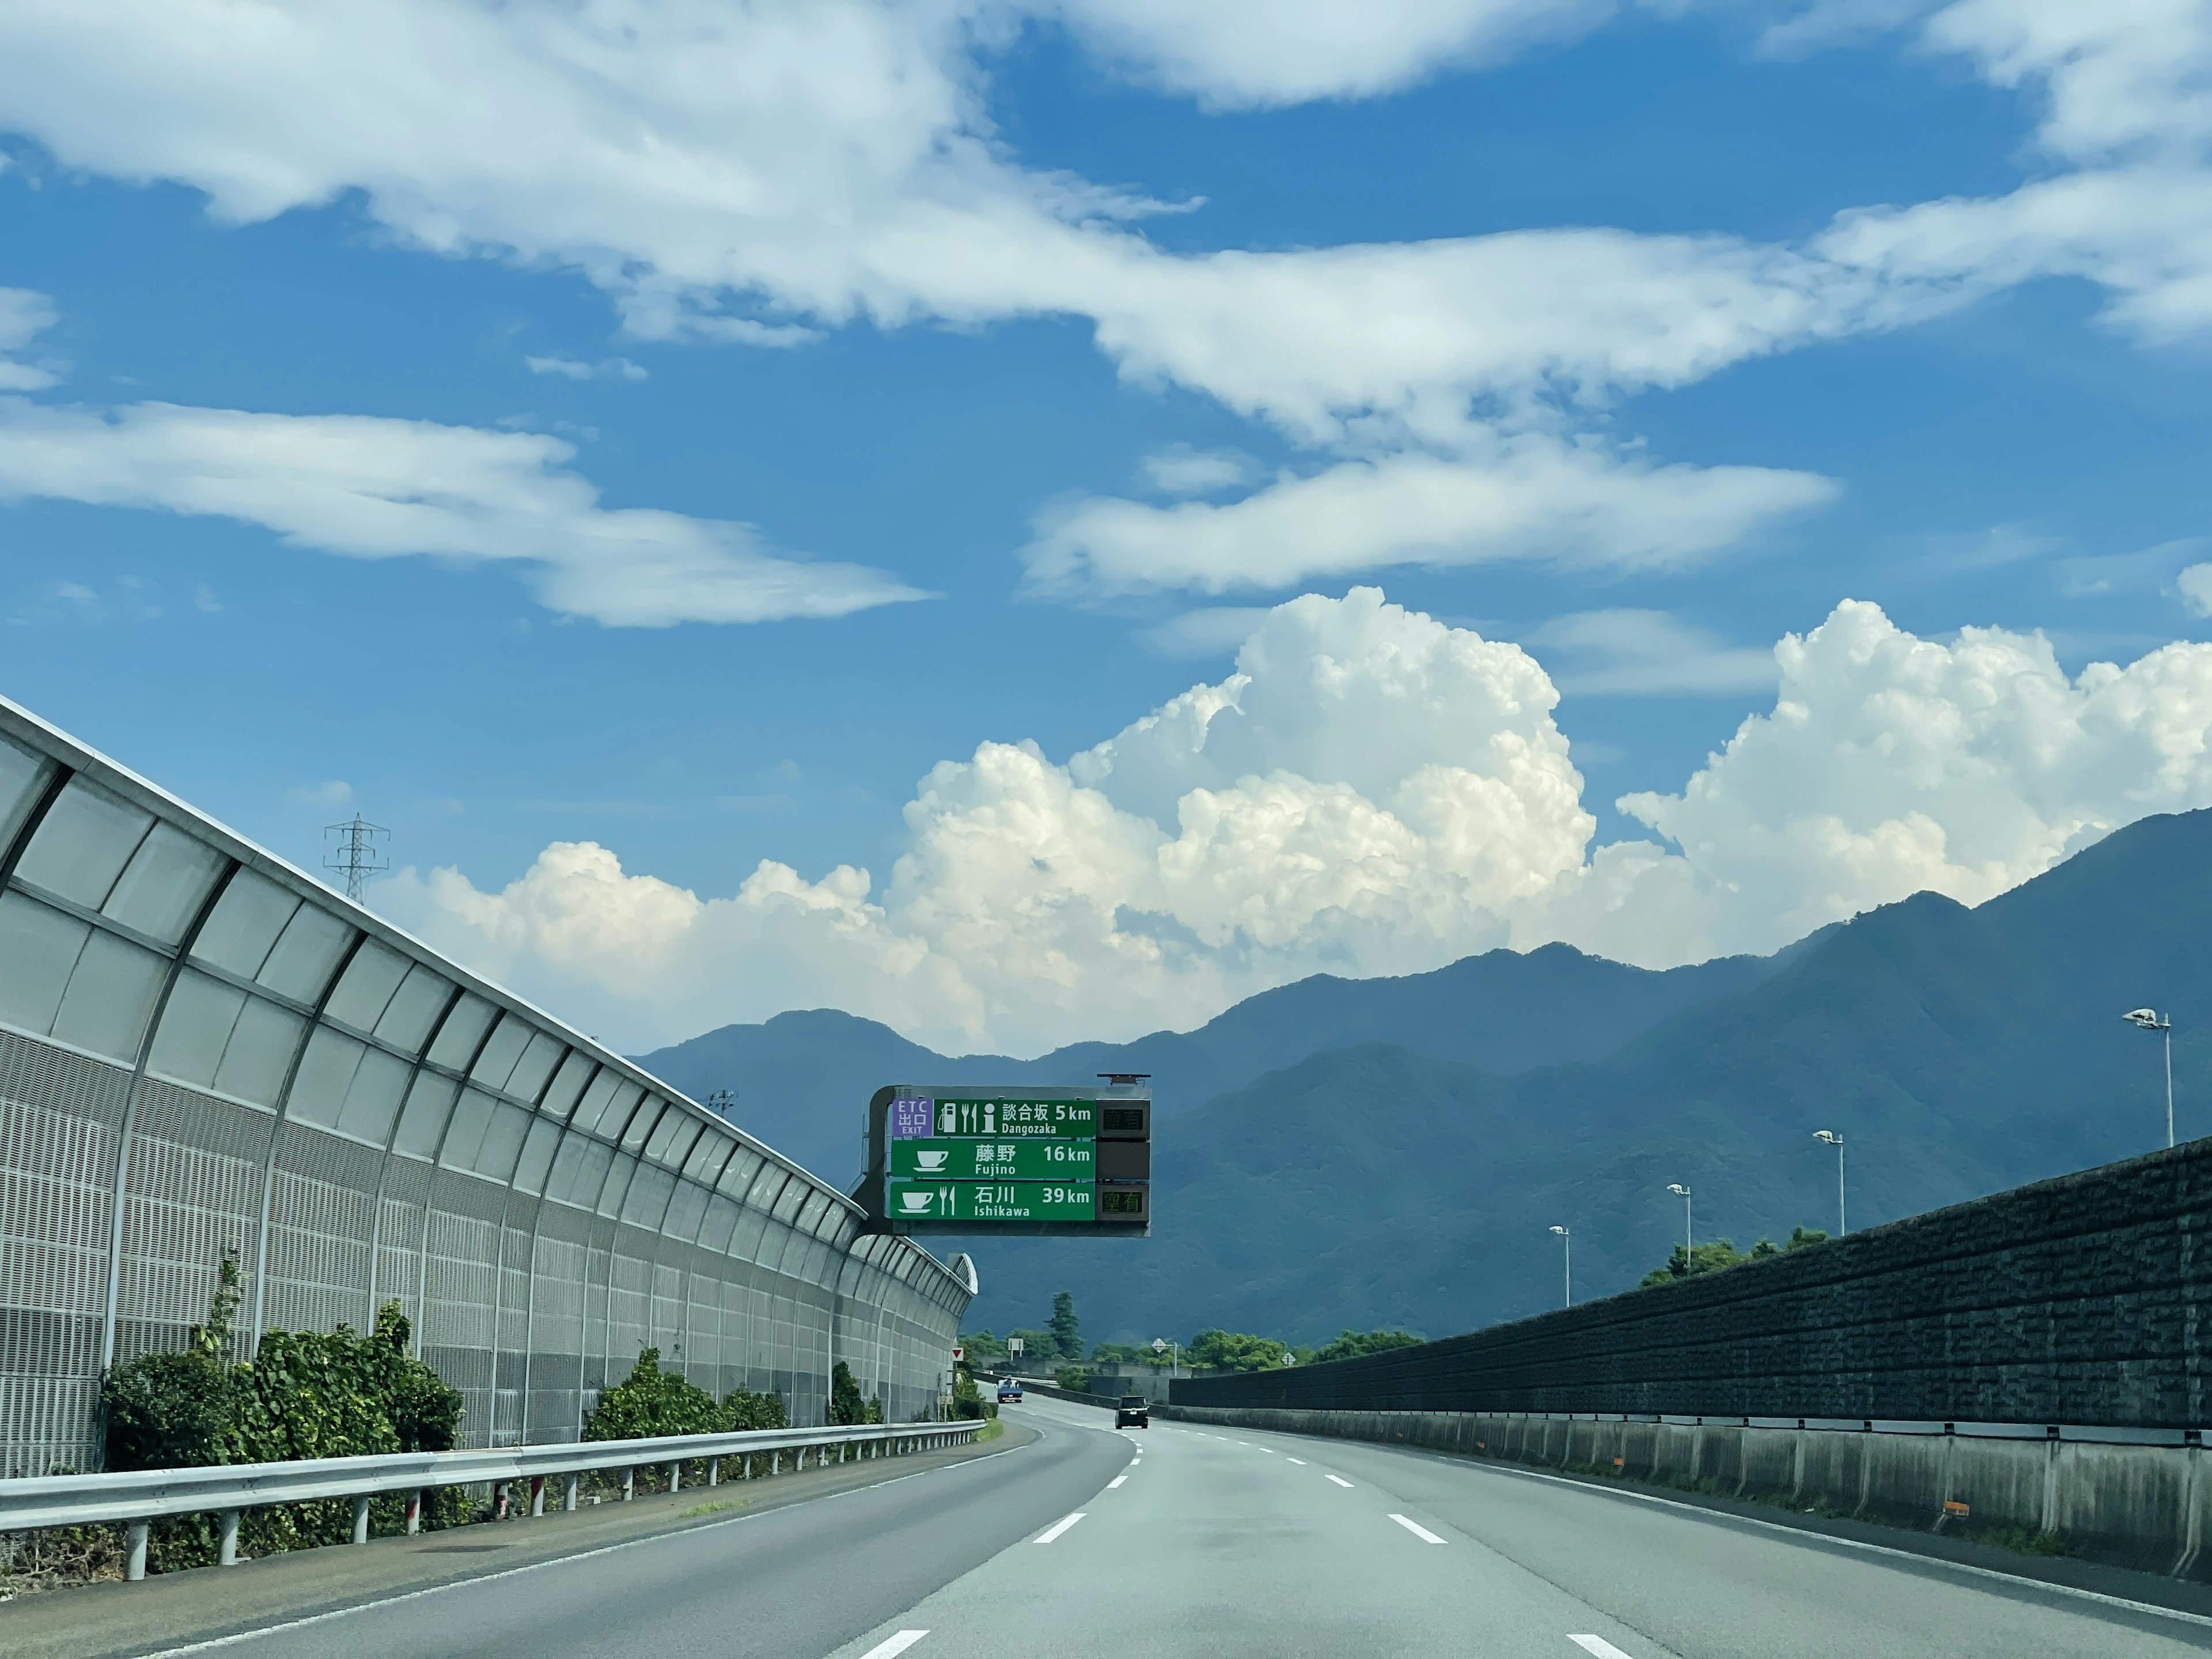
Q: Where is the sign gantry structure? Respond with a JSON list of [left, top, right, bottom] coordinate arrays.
[[857, 1078, 1152, 1238]]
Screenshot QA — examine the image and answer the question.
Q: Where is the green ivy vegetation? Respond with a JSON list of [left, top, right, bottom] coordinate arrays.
[[96, 1247, 470, 1571], [583, 1347, 794, 1440]]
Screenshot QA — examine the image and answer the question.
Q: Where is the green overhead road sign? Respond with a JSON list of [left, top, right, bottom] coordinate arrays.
[[862, 1081, 1152, 1238], [886, 1180, 1100, 1222], [929, 1097, 1097, 1138], [889, 1138, 1094, 1180]]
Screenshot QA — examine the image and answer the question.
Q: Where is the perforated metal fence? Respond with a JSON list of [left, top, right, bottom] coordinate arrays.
[[0, 697, 972, 1478]]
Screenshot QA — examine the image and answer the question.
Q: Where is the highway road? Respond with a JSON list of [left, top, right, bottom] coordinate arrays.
[[93, 1396, 2212, 1658]]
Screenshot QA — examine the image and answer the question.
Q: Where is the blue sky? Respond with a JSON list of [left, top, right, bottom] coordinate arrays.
[[3, 3, 2211, 1055]]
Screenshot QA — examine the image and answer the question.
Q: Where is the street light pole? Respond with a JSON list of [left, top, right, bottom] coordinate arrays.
[[1549, 1226, 1571, 1308], [1813, 1130, 1846, 1234], [2123, 1009, 2176, 1149], [1666, 1183, 1692, 1274]]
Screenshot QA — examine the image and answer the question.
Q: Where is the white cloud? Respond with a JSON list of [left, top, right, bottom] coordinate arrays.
[[2177, 562, 2212, 616], [1139, 445, 1253, 495], [0, 4, 1957, 597], [1546, 599, 2212, 963], [0, 397, 925, 626], [526, 354, 649, 382], [1052, 0, 1616, 107], [1024, 436, 1837, 596], [1139, 606, 1278, 658], [1818, 3, 2212, 338], [1529, 609, 1781, 695], [286, 779, 354, 810], [0, 287, 60, 391], [386, 590, 2212, 1054]]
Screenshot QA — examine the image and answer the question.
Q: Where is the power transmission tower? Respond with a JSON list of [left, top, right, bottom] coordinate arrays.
[[705, 1089, 737, 1118], [324, 813, 390, 903]]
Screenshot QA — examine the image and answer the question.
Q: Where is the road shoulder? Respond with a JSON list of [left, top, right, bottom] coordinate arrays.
[[0, 1423, 1039, 1659]]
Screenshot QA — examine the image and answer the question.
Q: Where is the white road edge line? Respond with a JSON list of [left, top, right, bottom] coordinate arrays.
[[1326, 1475, 1354, 1488], [1568, 1638, 1634, 1658], [1390, 1513, 1448, 1545], [860, 1634, 931, 1659], [1035, 1512, 1088, 1544], [1402, 1444, 2212, 1633], [1108, 1475, 1127, 1488]]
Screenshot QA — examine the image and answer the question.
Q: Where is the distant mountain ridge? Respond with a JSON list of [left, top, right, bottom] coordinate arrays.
[[640, 809, 2212, 1349], [634, 942, 1785, 1187], [956, 809, 2212, 1342]]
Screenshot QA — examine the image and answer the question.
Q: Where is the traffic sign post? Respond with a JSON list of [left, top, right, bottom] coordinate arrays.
[[858, 1080, 1150, 1238]]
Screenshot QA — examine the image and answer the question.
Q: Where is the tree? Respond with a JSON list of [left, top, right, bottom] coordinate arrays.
[[829, 1359, 868, 1426], [1186, 1329, 1289, 1372], [1639, 1226, 1831, 1288], [1048, 1291, 1082, 1359], [959, 1330, 1009, 1362], [585, 1347, 725, 1441], [1310, 1329, 1425, 1364]]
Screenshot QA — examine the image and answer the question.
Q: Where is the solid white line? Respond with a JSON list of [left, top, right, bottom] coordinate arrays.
[[1108, 1475, 1127, 1488], [1390, 1513, 1448, 1545], [859, 1634, 931, 1659], [1568, 1638, 1634, 1658], [1035, 1512, 1088, 1544], [1325, 1475, 1354, 1488], [1286, 1458, 1307, 1465]]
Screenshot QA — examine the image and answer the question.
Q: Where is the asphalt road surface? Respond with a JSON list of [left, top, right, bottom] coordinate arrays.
[[122, 1396, 2212, 1658]]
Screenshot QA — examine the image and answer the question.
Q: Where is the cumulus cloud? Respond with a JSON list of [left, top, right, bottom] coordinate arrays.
[[387, 589, 1593, 1051], [0, 397, 925, 626], [1545, 599, 2212, 963], [381, 589, 2212, 1055]]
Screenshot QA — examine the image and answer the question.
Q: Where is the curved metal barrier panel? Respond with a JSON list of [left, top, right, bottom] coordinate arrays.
[[0, 696, 972, 1477]]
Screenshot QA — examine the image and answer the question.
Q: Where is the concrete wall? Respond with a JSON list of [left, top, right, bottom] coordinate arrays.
[[1164, 1405, 2212, 1580], [1175, 1134, 2212, 1427]]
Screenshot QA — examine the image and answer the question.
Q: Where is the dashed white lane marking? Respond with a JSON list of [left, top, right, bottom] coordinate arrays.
[[1286, 1458, 1307, 1465], [1108, 1475, 1127, 1488], [1568, 1639, 1634, 1658], [1325, 1475, 1354, 1488], [859, 1634, 930, 1659], [1035, 1512, 1088, 1544], [1256, 1446, 1275, 1454], [1390, 1514, 1448, 1545]]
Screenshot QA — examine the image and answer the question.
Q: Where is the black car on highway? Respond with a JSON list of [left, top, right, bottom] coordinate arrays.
[[1115, 1394, 1150, 1429]]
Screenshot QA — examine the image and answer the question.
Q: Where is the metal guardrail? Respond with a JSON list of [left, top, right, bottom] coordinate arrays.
[[1, 1419, 980, 1582]]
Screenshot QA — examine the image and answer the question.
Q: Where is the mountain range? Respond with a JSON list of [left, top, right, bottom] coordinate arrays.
[[636, 809, 2212, 1347]]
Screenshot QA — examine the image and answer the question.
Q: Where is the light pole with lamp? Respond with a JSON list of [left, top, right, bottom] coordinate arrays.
[[1813, 1130, 1846, 1234], [1666, 1183, 1692, 1275], [1549, 1226, 1571, 1308], [2123, 1009, 2175, 1149]]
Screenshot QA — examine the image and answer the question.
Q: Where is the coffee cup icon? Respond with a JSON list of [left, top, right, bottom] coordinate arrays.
[[899, 1190, 935, 1214], [916, 1150, 949, 1172]]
